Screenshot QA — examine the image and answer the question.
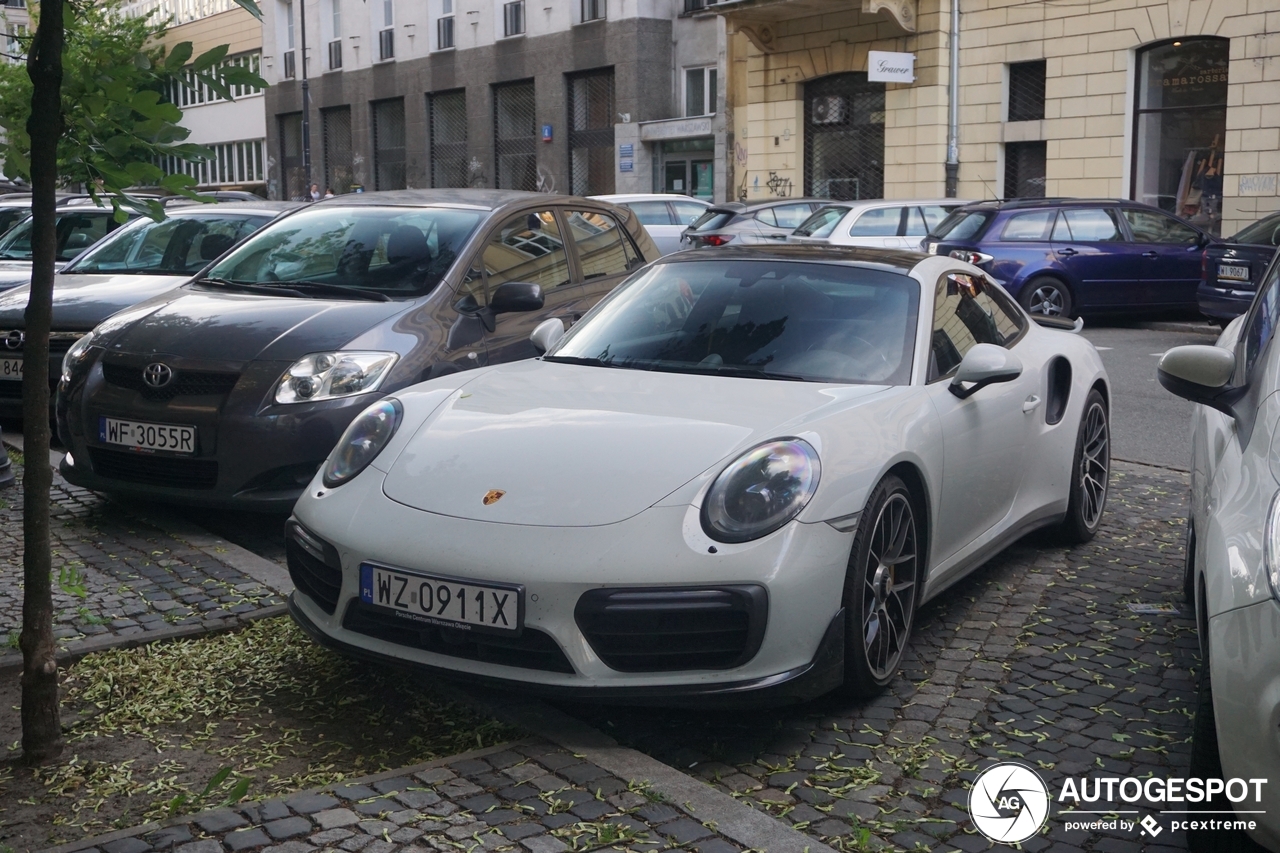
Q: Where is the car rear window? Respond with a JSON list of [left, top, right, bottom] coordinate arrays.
[[930, 210, 991, 241], [1230, 212, 1280, 247], [688, 209, 737, 232], [793, 206, 849, 238]]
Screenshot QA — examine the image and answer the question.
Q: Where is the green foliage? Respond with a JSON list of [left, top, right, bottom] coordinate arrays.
[[0, 0, 265, 220]]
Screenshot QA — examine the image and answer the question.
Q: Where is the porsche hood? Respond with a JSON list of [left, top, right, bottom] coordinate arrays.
[[380, 360, 889, 527]]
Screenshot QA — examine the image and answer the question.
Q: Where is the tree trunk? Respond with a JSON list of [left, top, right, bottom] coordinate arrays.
[[20, 0, 65, 766]]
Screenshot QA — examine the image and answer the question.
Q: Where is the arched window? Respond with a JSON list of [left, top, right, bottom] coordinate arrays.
[[1132, 38, 1229, 235]]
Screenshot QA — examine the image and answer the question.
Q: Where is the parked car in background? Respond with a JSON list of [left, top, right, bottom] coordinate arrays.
[[1198, 210, 1280, 323], [681, 199, 827, 247], [922, 198, 1210, 318], [0, 201, 298, 417], [1158, 248, 1280, 851], [0, 202, 138, 289], [285, 246, 1109, 703], [789, 199, 973, 249], [0, 196, 33, 238], [57, 190, 659, 510], [592, 194, 711, 255]]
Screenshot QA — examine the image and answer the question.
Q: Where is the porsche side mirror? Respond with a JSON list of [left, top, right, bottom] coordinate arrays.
[[1157, 345, 1246, 418], [949, 343, 1023, 399], [530, 318, 565, 354], [490, 281, 544, 315]]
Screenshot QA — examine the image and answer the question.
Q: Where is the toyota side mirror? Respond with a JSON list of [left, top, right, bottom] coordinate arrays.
[[1157, 345, 1246, 418], [490, 281, 544, 315], [949, 343, 1023, 399], [530, 318, 565, 354]]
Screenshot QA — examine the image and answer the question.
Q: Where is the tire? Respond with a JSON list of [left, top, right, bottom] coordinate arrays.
[[839, 474, 921, 697], [1188, 652, 1267, 852], [1184, 520, 1196, 605], [1019, 276, 1074, 318], [1058, 389, 1109, 544]]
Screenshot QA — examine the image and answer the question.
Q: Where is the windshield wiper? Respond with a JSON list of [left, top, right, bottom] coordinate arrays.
[[195, 276, 292, 296], [541, 355, 615, 367], [256, 280, 391, 303], [665, 363, 814, 382]]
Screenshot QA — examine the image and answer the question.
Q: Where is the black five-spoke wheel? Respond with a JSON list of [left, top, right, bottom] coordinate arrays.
[[842, 474, 920, 696], [1060, 389, 1110, 543]]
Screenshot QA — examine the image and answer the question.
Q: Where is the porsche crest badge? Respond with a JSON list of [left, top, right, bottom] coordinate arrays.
[[482, 490, 506, 506]]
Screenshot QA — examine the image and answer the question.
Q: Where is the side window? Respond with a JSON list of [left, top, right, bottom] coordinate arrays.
[[1121, 209, 1200, 245], [476, 210, 571, 299], [627, 202, 673, 226], [774, 204, 816, 229], [930, 272, 1024, 380], [904, 207, 929, 237], [57, 214, 110, 261], [920, 205, 951, 232], [849, 207, 902, 237], [1000, 210, 1055, 241], [1052, 208, 1124, 242], [185, 219, 254, 270], [1244, 259, 1280, 379], [671, 201, 707, 226], [755, 208, 778, 227], [565, 210, 638, 280]]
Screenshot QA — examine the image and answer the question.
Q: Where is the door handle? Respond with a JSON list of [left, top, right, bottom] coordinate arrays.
[[1023, 395, 1042, 414], [1056, 248, 1077, 257], [1143, 251, 1159, 259]]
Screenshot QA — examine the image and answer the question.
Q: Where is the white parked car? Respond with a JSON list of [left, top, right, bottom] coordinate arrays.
[[789, 199, 974, 249], [592, 194, 711, 256], [287, 246, 1110, 703], [1159, 250, 1280, 851]]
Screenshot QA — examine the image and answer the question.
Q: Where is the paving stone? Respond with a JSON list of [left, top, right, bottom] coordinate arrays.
[[173, 843, 220, 853], [262, 844, 315, 853], [308, 829, 356, 845], [519, 837, 568, 853], [259, 800, 292, 821], [287, 792, 341, 814], [104, 839, 153, 853], [195, 810, 248, 834], [658, 818, 714, 844], [147, 827, 193, 850], [264, 817, 314, 840], [223, 829, 271, 853], [314, 807, 361, 829]]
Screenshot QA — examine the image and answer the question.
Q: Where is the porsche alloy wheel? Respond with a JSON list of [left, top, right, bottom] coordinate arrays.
[[1060, 390, 1110, 543], [842, 475, 920, 696]]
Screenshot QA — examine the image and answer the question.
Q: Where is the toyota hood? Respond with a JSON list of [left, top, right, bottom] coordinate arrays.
[[0, 273, 193, 331], [102, 288, 407, 362], [381, 359, 889, 526]]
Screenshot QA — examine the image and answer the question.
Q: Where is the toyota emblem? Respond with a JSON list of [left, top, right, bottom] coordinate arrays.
[[3, 330, 23, 350], [143, 363, 174, 388]]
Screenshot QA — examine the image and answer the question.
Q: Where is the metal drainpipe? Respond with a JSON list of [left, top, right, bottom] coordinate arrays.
[[945, 0, 960, 197]]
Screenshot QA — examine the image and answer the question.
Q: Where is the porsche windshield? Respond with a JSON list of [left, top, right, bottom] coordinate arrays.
[[204, 206, 482, 297], [546, 259, 920, 385]]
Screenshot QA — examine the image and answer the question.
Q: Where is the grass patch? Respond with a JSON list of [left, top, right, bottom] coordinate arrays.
[[0, 616, 521, 848]]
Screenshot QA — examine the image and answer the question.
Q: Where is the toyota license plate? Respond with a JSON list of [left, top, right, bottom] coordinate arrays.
[[1218, 263, 1250, 282], [0, 357, 20, 380], [359, 564, 522, 635], [99, 417, 196, 454]]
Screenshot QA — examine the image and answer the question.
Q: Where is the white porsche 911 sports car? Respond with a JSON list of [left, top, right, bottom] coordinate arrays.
[[286, 246, 1110, 703]]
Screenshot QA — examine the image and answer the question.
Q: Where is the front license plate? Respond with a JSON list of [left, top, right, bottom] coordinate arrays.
[[0, 357, 21, 380], [1218, 263, 1250, 282], [98, 416, 196, 454], [360, 564, 523, 635]]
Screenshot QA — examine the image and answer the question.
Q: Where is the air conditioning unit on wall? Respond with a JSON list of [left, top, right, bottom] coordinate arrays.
[[811, 95, 847, 124]]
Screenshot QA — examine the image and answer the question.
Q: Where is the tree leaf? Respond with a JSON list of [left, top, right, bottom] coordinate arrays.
[[133, 52, 151, 71], [191, 44, 228, 73], [222, 777, 252, 806], [164, 41, 194, 70], [230, 0, 263, 20], [194, 72, 232, 103], [201, 766, 233, 798]]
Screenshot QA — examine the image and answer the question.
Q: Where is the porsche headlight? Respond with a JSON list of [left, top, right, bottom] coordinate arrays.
[[701, 439, 821, 543], [275, 351, 398, 404], [1265, 491, 1280, 601], [322, 398, 402, 488], [61, 331, 97, 383]]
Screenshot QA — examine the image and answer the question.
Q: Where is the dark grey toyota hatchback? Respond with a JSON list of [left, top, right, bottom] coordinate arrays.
[[57, 189, 659, 510]]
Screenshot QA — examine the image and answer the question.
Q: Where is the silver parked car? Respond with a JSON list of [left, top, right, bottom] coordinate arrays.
[[591, 194, 711, 255], [680, 199, 827, 247], [789, 199, 974, 249]]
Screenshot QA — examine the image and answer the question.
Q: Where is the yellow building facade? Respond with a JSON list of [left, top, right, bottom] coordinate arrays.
[[705, 0, 1279, 237]]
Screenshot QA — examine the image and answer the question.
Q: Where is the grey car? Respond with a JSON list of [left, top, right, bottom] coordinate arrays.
[[680, 198, 827, 248], [57, 189, 659, 511], [0, 201, 299, 416]]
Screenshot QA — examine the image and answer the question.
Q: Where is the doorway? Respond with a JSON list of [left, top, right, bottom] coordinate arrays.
[[659, 138, 714, 199]]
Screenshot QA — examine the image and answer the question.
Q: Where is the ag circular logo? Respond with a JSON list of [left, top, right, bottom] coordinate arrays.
[[969, 762, 1050, 844]]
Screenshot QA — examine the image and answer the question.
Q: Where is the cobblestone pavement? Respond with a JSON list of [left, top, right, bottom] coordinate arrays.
[[54, 740, 760, 853], [0, 457, 285, 658], [567, 461, 1199, 852]]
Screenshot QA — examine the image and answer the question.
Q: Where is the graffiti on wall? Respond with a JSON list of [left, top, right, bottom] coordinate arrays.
[[766, 172, 792, 197]]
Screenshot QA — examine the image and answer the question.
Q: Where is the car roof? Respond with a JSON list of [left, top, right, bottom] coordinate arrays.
[[657, 243, 927, 275], [704, 198, 828, 213], [309, 188, 612, 211], [591, 194, 712, 204], [161, 200, 303, 214], [816, 198, 974, 209], [957, 197, 1171, 212]]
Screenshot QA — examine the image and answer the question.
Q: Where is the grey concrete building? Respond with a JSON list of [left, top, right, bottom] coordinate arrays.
[[263, 0, 728, 202]]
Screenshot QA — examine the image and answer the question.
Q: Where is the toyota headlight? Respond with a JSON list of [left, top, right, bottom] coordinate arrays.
[[61, 331, 97, 383], [322, 398, 402, 488], [275, 351, 398, 404], [701, 439, 821, 543]]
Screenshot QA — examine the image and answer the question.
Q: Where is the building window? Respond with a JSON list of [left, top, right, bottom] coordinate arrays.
[[379, 0, 394, 60], [437, 0, 454, 49], [493, 80, 537, 191], [165, 52, 263, 106], [328, 40, 342, 69], [372, 98, 407, 190], [684, 0, 720, 10], [429, 90, 469, 187], [568, 69, 615, 196], [4, 25, 27, 63], [1132, 38, 1228, 236], [503, 1, 524, 37], [804, 72, 885, 200], [280, 0, 296, 78], [1007, 60, 1045, 122], [159, 139, 266, 188], [1005, 140, 1046, 198], [581, 0, 605, 21], [684, 66, 716, 117], [322, 106, 354, 194], [278, 112, 306, 200]]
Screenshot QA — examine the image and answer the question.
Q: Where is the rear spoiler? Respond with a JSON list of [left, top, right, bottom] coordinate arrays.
[[1032, 314, 1084, 333]]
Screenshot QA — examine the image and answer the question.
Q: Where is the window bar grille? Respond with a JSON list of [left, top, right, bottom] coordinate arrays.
[[1008, 60, 1046, 123]]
